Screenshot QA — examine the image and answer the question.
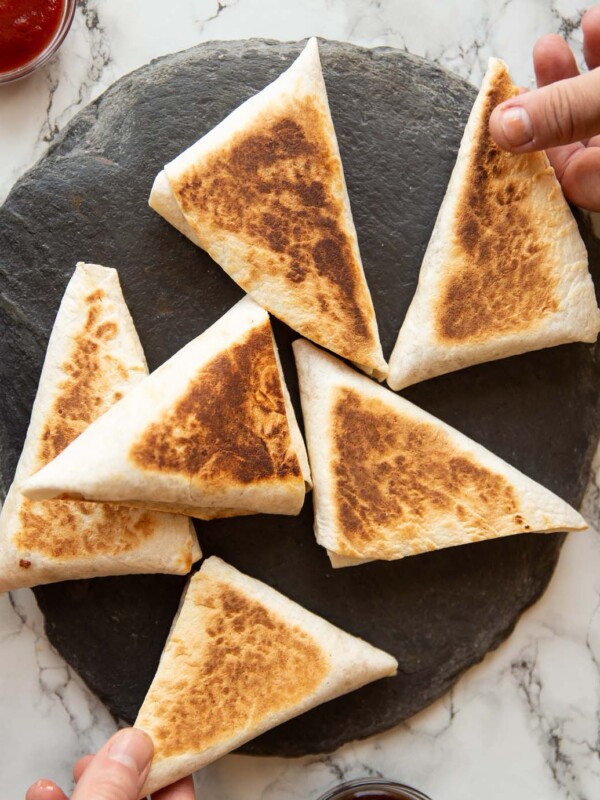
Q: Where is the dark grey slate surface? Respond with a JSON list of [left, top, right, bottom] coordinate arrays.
[[1, 39, 599, 757]]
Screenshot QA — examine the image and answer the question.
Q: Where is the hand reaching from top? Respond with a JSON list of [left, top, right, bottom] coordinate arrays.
[[489, 6, 600, 210]]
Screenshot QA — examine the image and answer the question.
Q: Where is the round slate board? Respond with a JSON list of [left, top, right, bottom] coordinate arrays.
[[1, 39, 600, 757]]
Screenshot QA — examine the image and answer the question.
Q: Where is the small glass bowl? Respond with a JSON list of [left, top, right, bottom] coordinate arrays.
[[0, 0, 77, 84], [317, 778, 432, 800]]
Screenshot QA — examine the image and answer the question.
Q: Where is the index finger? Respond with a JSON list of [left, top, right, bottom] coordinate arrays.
[[583, 6, 600, 70], [533, 34, 579, 87]]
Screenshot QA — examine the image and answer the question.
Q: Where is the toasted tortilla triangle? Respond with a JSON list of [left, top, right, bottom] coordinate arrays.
[[149, 38, 387, 380], [0, 264, 199, 593], [23, 297, 310, 519], [134, 556, 397, 796], [387, 58, 600, 391], [293, 340, 587, 567]]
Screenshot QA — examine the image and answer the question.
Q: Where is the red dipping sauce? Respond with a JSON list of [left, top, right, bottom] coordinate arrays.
[[0, 0, 73, 77]]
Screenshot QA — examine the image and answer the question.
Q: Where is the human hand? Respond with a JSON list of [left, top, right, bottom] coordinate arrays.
[[25, 728, 195, 800], [489, 5, 600, 210]]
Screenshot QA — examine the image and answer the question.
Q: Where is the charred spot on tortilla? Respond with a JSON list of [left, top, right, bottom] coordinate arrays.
[[436, 65, 559, 343], [129, 321, 301, 484]]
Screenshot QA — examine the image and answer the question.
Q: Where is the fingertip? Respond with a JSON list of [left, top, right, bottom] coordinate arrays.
[[583, 6, 600, 69], [71, 729, 155, 800], [582, 5, 600, 32], [26, 779, 69, 800], [488, 104, 507, 148], [559, 147, 600, 211], [489, 102, 534, 152], [534, 33, 566, 56], [533, 34, 579, 86], [106, 727, 154, 774]]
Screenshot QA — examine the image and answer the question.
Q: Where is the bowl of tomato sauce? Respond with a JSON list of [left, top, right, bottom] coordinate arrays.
[[0, 0, 77, 83]]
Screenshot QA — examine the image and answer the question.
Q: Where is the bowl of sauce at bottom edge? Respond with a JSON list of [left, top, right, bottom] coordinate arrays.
[[316, 778, 433, 800]]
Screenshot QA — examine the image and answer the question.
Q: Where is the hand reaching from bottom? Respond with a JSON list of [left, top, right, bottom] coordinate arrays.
[[25, 728, 195, 800]]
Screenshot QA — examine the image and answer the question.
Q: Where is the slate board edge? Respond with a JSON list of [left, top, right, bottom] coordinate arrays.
[[7, 39, 479, 209]]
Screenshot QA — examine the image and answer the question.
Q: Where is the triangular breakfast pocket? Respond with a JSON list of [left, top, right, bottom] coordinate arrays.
[[135, 557, 397, 796], [23, 297, 310, 520], [294, 339, 587, 566], [150, 38, 387, 379], [387, 58, 600, 391]]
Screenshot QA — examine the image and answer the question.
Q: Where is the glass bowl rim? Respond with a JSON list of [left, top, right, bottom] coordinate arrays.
[[0, 0, 77, 84], [316, 778, 432, 800]]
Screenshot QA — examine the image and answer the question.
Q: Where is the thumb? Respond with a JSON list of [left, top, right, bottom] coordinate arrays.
[[72, 728, 154, 800], [489, 67, 600, 152]]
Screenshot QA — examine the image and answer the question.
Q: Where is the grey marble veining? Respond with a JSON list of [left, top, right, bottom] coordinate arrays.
[[1, 1, 600, 798]]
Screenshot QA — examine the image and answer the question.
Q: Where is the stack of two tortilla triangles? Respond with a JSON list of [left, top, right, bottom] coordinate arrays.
[[23, 294, 311, 519], [0, 263, 200, 592], [1, 265, 311, 591]]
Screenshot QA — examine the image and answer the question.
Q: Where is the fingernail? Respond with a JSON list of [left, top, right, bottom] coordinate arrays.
[[500, 105, 534, 147], [31, 781, 56, 793], [107, 728, 153, 775]]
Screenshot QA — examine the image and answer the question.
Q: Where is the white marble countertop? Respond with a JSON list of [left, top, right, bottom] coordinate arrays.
[[2, 1, 600, 799]]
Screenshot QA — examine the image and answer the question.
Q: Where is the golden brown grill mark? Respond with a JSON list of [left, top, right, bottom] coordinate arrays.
[[436, 66, 558, 342], [16, 499, 160, 560], [331, 388, 519, 556], [15, 286, 163, 562], [172, 99, 372, 347], [140, 580, 328, 757], [38, 289, 135, 465], [129, 322, 301, 485]]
